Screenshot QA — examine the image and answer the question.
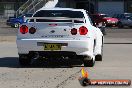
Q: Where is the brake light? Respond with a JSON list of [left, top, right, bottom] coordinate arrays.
[[71, 28, 77, 35], [29, 27, 36, 34], [20, 25, 28, 34], [79, 26, 88, 35]]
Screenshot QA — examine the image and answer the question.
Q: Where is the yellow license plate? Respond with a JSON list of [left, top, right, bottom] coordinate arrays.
[[44, 44, 61, 50]]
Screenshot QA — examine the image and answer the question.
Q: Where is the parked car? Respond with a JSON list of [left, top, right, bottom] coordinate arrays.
[[16, 8, 104, 67], [96, 22, 107, 35], [91, 13, 118, 27], [89, 13, 106, 35], [113, 13, 132, 28], [6, 13, 32, 28]]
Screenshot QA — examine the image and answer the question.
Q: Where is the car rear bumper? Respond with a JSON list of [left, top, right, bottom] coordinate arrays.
[[16, 38, 94, 57]]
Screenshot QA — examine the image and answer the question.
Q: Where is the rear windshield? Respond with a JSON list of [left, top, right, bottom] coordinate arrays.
[[33, 10, 84, 18], [31, 10, 84, 23]]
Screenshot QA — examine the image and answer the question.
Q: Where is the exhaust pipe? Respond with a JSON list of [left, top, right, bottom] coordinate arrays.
[[33, 52, 39, 59]]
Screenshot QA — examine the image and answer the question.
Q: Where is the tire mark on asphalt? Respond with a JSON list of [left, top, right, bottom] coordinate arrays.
[[55, 69, 81, 88]]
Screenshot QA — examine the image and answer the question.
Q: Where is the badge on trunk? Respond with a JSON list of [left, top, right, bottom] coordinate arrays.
[[50, 30, 55, 33]]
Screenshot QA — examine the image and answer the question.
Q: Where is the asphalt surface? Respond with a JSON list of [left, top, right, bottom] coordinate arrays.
[[0, 24, 132, 88], [0, 22, 17, 36]]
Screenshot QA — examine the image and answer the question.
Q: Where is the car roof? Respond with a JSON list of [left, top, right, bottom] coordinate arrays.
[[123, 13, 132, 14], [91, 13, 107, 16], [38, 7, 85, 12], [114, 13, 132, 15]]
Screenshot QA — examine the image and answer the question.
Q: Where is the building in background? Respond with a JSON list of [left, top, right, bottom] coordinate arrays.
[[0, 0, 27, 18], [126, 0, 132, 13], [96, 0, 124, 16], [0, 0, 132, 18], [97, 0, 132, 16], [58, 0, 132, 16], [57, 0, 96, 14]]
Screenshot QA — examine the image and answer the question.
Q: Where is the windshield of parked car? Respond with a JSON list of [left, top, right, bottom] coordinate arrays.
[[101, 15, 109, 18]]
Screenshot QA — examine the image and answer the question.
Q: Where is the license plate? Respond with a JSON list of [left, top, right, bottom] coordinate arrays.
[[44, 44, 61, 50]]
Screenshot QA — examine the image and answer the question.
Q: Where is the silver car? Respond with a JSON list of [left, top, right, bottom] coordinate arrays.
[[113, 13, 132, 28]]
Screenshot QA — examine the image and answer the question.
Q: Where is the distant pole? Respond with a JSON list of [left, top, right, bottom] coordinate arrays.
[[89, 0, 91, 12]]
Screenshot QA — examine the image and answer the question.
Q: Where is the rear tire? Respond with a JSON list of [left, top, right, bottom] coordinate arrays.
[[14, 23, 20, 28], [83, 56, 95, 67], [95, 55, 102, 61], [19, 54, 31, 66], [95, 43, 103, 61], [100, 27, 106, 35], [129, 26, 132, 28], [118, 22, 124, 28]]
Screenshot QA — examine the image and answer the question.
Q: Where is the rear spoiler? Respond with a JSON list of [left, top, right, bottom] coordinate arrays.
[[24, 17, 85, 23]]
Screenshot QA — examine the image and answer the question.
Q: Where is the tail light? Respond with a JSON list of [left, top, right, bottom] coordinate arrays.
[[71, 28, 77, 35], [29, 27, 36, 34], [79, 26, 88, 35], [20, 25, 28, 34]]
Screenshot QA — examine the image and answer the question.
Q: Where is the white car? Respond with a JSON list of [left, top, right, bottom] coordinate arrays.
[[16, 8, 103, 67]]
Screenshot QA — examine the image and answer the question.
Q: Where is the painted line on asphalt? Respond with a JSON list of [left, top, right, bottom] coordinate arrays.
[[104, 43, 132, 44]]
